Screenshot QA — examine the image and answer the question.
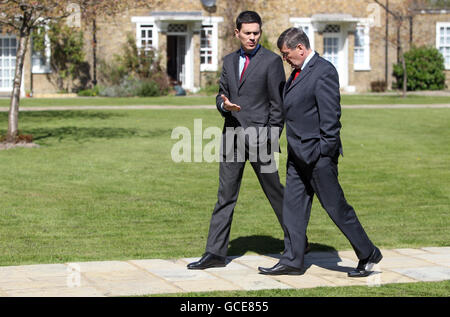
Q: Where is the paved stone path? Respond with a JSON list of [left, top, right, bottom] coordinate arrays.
[[0, 247, 449, 297]]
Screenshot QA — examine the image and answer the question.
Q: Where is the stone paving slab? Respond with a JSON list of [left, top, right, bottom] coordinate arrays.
[[0, 247, 449, 297]]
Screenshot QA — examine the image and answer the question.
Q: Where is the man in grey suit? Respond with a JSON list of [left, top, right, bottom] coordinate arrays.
[[258, 27, 382, 277], [188, 12, 309, 270]]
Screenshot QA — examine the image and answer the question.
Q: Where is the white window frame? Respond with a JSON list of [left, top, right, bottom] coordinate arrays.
[[436, 22, 450, 70], [0, 35, 17, 91], [132, 17, 159, 51], [354, 20, 371, 71], [200, 23, 218, 72], [31, 24, 51, 74], [289, 18, 315, 50]]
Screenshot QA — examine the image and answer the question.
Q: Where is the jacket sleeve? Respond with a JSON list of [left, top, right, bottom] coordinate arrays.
[[266, 56, 286, 135], [216, 61, 231, 118], [315, 64, 342, 157]]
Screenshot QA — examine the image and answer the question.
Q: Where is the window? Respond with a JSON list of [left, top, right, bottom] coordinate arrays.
[[31, 26, 51, 74], [290, 18, 315, 50], [323, 36, 339, 67], [132, 16, 159, 51], [200, 23, 218, 71], [436, 22, 450, 69], [354, 22, 370, 70], [0, 36, 17, 90], [201, 25, 213, 67], [139, 24, 156, 51]]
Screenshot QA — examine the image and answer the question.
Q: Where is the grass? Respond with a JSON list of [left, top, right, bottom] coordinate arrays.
[[151, 280, 450, 297], [0, 93, 449, 108], [0, 107, 449, 295]]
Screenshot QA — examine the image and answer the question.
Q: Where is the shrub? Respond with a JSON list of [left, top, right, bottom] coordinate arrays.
[[136, 80, 162, 97], [370, 80, 387, 92], [393, 46, 446, 91], [77, 85, 100, 97], [98, 33, 170, 97]]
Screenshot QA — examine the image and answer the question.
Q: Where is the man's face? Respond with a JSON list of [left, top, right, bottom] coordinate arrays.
[[235, 22, 261, 53], [280, 43, 307, 70]]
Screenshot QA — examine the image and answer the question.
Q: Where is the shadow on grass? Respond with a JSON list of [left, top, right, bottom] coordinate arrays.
[[228, 235, 356, 274], [18, 127, 172, 142], [0, 110, 125, 121]]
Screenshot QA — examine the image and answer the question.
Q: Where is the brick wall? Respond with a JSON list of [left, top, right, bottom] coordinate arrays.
[[19, 0, 449, 94]]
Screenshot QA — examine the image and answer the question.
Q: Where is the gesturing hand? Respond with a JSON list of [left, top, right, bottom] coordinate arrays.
[[221, 95, 241, 112]]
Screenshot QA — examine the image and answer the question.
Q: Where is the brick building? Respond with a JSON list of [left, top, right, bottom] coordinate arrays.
[[1, 0, 449, 96]]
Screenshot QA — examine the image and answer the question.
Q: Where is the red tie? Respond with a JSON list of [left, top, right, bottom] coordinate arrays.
[[240, 54, 250, 82], [293, 69, 301, 81]]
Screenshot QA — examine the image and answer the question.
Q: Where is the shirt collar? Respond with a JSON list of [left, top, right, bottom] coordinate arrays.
[[240, 44, 261, 58], [301, 50, 315, 71]]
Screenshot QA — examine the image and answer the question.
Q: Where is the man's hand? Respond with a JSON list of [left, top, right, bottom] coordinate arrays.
[[221, 95, 241, 112]]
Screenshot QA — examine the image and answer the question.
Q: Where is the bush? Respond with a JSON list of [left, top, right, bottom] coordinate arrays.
[[370, 80, 387, 92], [393, 46, 446, 91], [77, 85, 100, 96], [98, 33, 170, 97], [136, 80, 164, 97]]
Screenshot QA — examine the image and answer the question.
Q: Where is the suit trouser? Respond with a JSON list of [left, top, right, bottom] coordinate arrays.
[[205, 147, 285, 257], [280, 152, 375, 269]]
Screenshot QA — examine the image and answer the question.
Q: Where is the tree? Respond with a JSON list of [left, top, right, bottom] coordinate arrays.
[[0, 0, 70, 143], [32, 22, 87, 92], [371, 0, 417, 97], [0, 0, 161, 144], [74, 0, 162, 88]]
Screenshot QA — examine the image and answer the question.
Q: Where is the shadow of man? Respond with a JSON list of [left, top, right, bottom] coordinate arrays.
[[228, 235, 356, 274]]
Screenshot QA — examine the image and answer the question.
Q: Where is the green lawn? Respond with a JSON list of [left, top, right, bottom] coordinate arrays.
[[0, 107, 449, 295], [0, 93, 449, 108], [152, 280, 450, 297]]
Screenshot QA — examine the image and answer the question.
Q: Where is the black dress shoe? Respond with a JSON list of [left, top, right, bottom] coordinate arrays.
[[348, 247, 383, 277], [305, 242, 311, 254], [187, 252, 226, 270], [258, 262, 304, 275]]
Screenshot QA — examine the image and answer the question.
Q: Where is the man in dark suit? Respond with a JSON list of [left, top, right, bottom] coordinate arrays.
[[188, 12, 309, 270], [258, 27, 382, 277]]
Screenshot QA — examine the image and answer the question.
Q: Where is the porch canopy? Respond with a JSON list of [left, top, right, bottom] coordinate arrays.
[[311, 13, 360, 32]]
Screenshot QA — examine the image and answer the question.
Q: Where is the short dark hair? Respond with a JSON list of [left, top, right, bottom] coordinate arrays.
[[277, 27, 310, 50], [236, 11, 262, 30]]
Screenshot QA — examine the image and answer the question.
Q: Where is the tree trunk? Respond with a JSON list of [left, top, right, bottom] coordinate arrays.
[[92, 17, 97, 86], [399, 45, 407, 98], [401, 54, 407, 98], [6, 27, 30, 143]]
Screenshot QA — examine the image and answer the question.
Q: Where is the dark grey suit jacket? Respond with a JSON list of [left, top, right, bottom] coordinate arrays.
[[216, 46, 286, 144], [283, 52, 343, 165]]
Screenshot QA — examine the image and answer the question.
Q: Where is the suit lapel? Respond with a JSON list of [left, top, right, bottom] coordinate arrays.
[[233, 50, 240, 90], [238, 47, 265, 90], [284, 69, 296, 96], [284, 52, 319, 96]]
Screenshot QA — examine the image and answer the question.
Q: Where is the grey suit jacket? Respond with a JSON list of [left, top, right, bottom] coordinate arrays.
[[216, 46, 286, 143], [283, 52, 343, 165]]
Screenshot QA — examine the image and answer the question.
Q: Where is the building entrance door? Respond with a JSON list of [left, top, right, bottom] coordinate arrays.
[[167, 35, 187, 85], [323, 24, 348, 88]]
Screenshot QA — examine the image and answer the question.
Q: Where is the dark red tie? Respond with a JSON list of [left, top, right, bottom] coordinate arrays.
[[240, 54, 250, 82]]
